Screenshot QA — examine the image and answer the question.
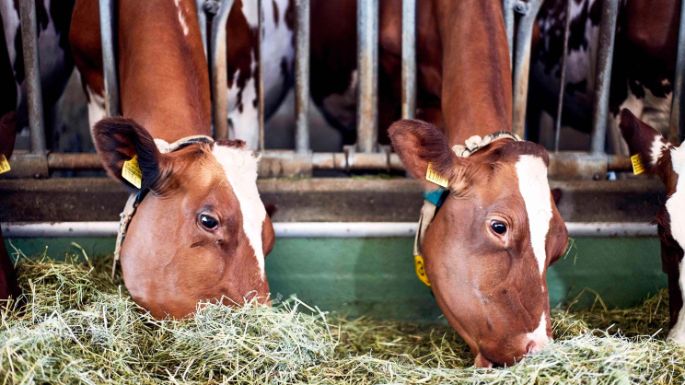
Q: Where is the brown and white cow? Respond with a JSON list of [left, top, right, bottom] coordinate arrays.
[[311, 0, 569, 366], [619, 108, 685, 345], [529, 0, 680, 152], [69, 0, 275, 318], [80, 0, 295, 151]]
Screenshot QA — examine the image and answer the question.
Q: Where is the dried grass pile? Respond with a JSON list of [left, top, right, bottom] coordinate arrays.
[[1, 248, 684, 384]]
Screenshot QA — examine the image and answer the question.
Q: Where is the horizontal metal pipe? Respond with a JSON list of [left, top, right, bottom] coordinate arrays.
[[1, 221, 658, 238], [4, 152, 634, 174]]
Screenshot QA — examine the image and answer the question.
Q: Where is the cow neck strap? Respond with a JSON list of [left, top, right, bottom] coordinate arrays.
[[111, 134, 215, 279], [412, 131, 521, 287]]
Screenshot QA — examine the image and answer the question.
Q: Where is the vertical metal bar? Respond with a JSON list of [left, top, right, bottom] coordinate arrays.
[[195, 0, 208, 58], [669, 0, 685, 143], [511, 0, 544, 138], [295, 0, 310, 153], [401, 0, 416, 119], [502, 0, 515, 66], [98, 0, 120, 117], [356, 0, 378, 153], [209, 0, 234, 140], [554, 0, 573, 152], [19, 0, 45, 153], [257, 0, 266, 150], [590, 0, 619, 154]]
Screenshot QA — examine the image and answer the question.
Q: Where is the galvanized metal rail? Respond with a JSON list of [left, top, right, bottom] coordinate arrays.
[[0, 221, 658, 238], [512, 0, 544, 138], [356, 0, 379, 152], [590, 0, 619, 154], [7, 0, 685, 177], [18, 0, 45, 154], [401, 0, 416, 119]]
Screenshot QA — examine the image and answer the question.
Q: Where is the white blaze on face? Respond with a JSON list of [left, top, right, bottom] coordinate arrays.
[[666, 144, 685, 344], [515, 155, 553, 275], [212, 145, 267, 278], [525, 311, 551, 353]]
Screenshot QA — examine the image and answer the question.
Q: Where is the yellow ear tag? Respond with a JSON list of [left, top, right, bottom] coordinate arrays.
[[0, 154, 10, 175], [630, 154, 645, 175], [122, 155, 143, 189], [414, 254, 431, 287], [425, 162, 448, 188]]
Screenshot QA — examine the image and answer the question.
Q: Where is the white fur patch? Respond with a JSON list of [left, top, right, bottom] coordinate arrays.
[[666, 144, 685, 345], [226, 0, 294, 150], [173, 0, 189, 36], [86, 86, 106, 132], [515, 155, 553, 275], [0, 1, 20, 70], [212, 145, 267, 277], [525, 312, 551, 353], [669, 260, 685, 345], [650, 135, 668, 167]]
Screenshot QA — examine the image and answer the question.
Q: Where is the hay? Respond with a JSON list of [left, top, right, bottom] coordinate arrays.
[[1, 248, 684, 385]]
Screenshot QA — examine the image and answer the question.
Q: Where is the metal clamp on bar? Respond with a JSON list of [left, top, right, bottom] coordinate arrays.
[[356, 0, 379, 153]]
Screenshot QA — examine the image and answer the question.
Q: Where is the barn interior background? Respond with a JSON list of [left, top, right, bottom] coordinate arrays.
[[0, 0, 680, 320]]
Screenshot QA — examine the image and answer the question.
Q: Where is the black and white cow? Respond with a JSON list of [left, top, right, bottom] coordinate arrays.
[[620, 109, 685, 345], [1, 0, 76, 157], [529, 0, 679, 153]]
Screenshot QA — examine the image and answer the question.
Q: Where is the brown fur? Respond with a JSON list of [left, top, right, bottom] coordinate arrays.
[[620, 109, 684, 331], [70, 0, 274, 319]]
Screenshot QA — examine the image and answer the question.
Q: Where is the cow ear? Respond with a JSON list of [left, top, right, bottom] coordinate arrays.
[[389, 119, 458, 183], [93, 117, 165, 191], [619, 109, 671, 173]]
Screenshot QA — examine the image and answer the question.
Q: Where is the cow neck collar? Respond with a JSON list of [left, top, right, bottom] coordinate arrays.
[[111, 134, 215, 278], [412, 131, 521, 287]]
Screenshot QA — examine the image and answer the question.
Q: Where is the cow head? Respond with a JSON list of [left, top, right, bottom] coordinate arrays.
[[619, 108, 685, 345], [93, 117, 274, 319], [390, 120, 568, 367]]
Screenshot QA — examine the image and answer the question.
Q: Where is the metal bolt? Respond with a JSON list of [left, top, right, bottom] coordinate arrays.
[[513, 0, 530, 14], [203, 0, 220, 15]]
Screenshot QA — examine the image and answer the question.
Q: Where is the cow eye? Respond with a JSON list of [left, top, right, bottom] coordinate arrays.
[[198, 213, 219, 230], [490, 220, 507, 235]]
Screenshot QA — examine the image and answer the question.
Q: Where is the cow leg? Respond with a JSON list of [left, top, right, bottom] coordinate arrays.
[[668, 262, 685, 344], [0, 228, 19, 301]]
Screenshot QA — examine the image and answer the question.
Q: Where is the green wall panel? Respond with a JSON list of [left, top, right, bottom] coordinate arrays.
[[4, 236, 665, 321]]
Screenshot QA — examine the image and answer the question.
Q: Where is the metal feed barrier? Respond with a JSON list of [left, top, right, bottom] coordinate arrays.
[[3, 0, 683, 237]]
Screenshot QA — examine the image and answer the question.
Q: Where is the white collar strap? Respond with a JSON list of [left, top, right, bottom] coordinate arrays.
[[451, 131, 521, 158]]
